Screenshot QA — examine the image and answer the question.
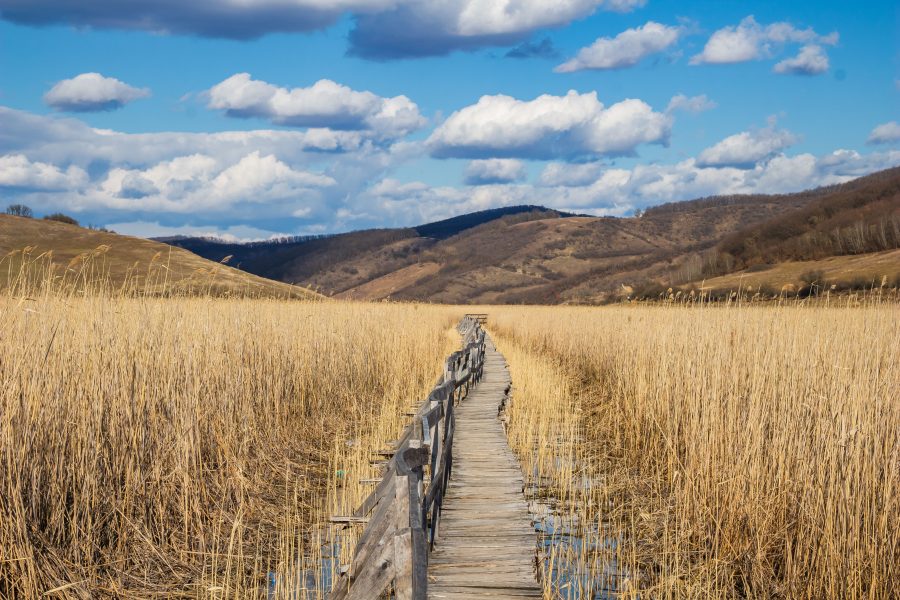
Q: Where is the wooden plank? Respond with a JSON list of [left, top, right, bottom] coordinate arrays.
[[330, 322, 536, 600], [386, 438, 428, 599], [393, 473, 413, 600], [427, 336, 541, 599], [342, 532, 397, 600], [329, 516, 369, 524]]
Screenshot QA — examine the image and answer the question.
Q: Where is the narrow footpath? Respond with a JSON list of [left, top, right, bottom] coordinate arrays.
[[427, 336, 542, 599]]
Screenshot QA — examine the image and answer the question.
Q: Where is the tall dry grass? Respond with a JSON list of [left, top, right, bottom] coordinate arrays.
[[1, 244, 317, 300], [0, 260, 459, 598], [492, 303, 899, 599], [5, 246, 897, 598]]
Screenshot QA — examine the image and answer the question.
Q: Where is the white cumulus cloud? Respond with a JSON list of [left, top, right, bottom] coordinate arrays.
[[96, 151, 335, 213], [666, 93, 717, 114], [349, 0, 646, 58], [696, 123, 798, 168], [428, 91, 671, 160], [359, 146, 900, 223], [690, 16, 837, 73], [773, 44, 829, 75], [539, 161, 607, 187], [0, 106, 372, 167], [44, 72, 149, 112], [866, 121, 900, 145], [206, 73, 425, 139], [555, 21, 681, 72], [0, 0, 397, 39], [105, 221, 290, 242], [0, 154, 89, 189], [0, 0, 643, 58], [464, 159, 527, 185], [0, 106, 404, 231], [2, 103, 898, 239]]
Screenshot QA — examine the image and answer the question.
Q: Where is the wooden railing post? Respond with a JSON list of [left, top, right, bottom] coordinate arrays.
[[443, 357, 453, 384], [394, 441, 428, 599]]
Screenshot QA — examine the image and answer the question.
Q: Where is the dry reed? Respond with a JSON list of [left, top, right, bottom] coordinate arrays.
[[5, 248, 896, 599], [492, 303, 899, 599], [0, 254, 459, 599]]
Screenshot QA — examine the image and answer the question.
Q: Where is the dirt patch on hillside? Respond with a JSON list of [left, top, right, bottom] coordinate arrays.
[[336, 262, 442, 300]]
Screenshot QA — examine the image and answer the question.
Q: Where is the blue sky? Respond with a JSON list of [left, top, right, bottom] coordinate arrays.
[[0, 0, 898, 240]]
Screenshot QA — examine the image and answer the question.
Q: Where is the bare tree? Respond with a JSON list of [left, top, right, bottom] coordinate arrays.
[[5, 204, 33, 218]]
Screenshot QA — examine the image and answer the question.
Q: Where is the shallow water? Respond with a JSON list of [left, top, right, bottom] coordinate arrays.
[[269, 535, 337, 599], [528, 477, 631, 598]]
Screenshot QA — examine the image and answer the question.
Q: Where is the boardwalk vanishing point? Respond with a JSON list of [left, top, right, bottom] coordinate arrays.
[[427, 337, 542, 599], [328, 317, 542, 599]]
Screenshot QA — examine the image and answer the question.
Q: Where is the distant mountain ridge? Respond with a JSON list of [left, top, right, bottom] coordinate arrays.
[[412, 205, 576, 239], [158, 205, 572, 285], [156, 168, 900, 303]]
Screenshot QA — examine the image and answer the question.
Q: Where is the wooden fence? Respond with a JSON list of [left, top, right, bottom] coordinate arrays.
[[328, 317, 487, 600]]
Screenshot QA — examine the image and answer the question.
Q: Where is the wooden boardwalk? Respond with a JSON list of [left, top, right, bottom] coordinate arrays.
[[427, 337, 542, 599]]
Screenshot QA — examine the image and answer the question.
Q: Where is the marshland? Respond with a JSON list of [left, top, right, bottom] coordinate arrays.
[[493, 304, 899, 598], [2, 0, 899, 597], [1, 251, 897, 599]]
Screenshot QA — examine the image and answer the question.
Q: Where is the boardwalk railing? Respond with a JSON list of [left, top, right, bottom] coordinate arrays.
[[329, 317, 487, 600]]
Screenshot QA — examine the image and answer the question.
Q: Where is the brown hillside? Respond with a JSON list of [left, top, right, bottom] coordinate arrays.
[[717, 168, 900, 266], [688, 250, 900, 296], [0, 215, 320, 298], [321, 169, 899, 303], [328, 192, 820, 303], [153, 166, 900, 304]]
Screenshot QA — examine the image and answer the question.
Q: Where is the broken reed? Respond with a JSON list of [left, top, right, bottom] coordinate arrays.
[[493, 302, 899, 599], [0, 251, 459, 599]]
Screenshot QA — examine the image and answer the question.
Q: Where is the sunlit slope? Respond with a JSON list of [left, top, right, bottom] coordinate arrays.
[[686, 249, 900, 294], [334, 167, 900, 302], [0, 215, 320, 298]]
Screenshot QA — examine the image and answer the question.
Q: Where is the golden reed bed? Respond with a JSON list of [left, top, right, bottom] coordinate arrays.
[[1, 252, 896, 599], [491, 303, 899, 599], [0, 290, 460, 598]]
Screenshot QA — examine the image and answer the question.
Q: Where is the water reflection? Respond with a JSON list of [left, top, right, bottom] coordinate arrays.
[[527, 476, 631, 598]]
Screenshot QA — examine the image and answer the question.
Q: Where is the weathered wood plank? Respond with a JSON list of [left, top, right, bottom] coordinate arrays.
[[330, 319, 533, 600], [427, 336, 541, 599]]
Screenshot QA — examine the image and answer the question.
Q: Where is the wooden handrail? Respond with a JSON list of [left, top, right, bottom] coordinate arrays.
[[328, 317, 487, 600]]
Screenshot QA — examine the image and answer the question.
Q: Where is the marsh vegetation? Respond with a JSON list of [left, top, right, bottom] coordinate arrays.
[[1, 252, 896, 599], [492, 304, 899, 598], [0, 256, 458, 598]]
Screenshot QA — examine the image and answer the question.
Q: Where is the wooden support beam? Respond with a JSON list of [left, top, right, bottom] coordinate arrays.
[[329, 516, 369, 524]]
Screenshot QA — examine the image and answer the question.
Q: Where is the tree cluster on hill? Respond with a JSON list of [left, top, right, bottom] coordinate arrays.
[[43, 213, 80, 226], [5, 204, 82, 226], [716, 174, 899, 269], [5, 204, 33, 218]]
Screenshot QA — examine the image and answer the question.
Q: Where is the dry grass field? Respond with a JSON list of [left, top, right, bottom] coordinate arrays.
[[0, 215, 318, 299], [0, 274, 459, 597], [686, 249, 900, 297], [1, 247, 897, 599], [491, 303, 899, 599]]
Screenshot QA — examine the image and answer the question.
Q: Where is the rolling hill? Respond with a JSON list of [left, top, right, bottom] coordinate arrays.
[[0, 215, 320, 298], [160, 206, 573, 295], [159, 167, 900, 303], [687, 250, 900, 297]]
